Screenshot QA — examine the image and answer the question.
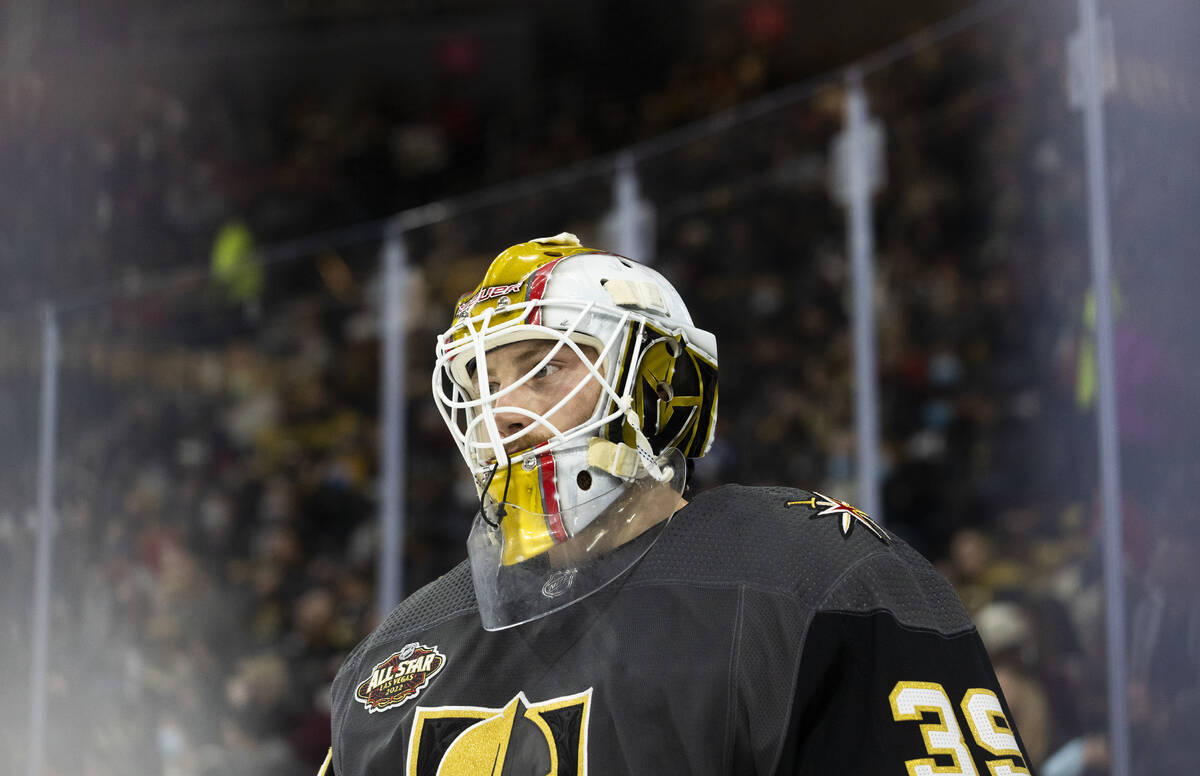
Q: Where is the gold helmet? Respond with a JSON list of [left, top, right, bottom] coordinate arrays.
[[432, 233, 718, 628]]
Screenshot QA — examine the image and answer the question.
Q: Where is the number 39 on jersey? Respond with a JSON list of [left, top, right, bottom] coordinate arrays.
[[889, 681, 1030, 776]]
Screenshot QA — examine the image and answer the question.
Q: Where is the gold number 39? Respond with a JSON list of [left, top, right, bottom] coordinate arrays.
[[889, 681, 1030, 776]]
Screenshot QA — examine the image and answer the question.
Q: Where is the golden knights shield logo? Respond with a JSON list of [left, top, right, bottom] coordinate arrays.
[[355, 643, 446, 713], [406, 688, 592, 776]]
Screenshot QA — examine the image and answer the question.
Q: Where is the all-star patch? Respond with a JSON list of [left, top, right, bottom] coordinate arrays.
[[786, 491, 888, 543], [356, 643, 447, 713]]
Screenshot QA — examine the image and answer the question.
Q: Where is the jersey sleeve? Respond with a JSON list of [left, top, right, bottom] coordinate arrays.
[[774, 551, 1037, 775], [317, 748, 335, 776]]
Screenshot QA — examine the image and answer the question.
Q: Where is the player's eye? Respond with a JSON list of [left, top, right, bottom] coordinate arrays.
[[531, 362, 559, 380]]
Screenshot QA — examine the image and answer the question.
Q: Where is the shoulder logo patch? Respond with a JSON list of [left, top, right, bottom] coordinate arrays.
[[786, 491, 888, 543], [356, 642, 447, 713]]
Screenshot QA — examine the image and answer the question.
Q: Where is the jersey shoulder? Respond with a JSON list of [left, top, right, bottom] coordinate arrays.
[[374, 558, 478, 642], [639, 483, 889, 590], [640, 484, 973, 635], [340, 559, 476, 675], [330, 561, 476, 733]]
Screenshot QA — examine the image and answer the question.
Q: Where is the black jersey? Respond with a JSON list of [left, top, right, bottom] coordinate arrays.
[[326, 485, 1034, 775]]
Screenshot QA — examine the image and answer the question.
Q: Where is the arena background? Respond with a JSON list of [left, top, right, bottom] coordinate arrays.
[[3, 0, 1199, 773]]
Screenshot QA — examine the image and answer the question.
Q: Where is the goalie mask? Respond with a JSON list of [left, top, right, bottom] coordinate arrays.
[[432, 233, 718, 629]]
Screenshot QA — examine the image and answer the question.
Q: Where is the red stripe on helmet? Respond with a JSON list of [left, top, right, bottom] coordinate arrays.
[[525, 257, 567, 326], [538, 451, 568, 543]]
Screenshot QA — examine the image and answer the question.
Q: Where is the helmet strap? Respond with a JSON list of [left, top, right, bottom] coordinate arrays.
[[584, 409, 673, 484], [628, 412, 673, 483], [477, 459, 512, 528]]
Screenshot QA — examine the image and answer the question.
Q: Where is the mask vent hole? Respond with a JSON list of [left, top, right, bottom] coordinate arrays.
[[576, 470, 593, 491]]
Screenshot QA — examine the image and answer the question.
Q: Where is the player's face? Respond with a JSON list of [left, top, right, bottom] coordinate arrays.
[[482, 339, 602, 455]]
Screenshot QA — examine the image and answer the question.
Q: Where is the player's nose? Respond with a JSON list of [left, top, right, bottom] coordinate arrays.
[[493, 408, 529, 436], [489, 383, 538, 437]]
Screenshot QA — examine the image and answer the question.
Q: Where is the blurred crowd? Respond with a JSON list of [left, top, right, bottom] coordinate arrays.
[[3, 0, 1199, 774]]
